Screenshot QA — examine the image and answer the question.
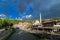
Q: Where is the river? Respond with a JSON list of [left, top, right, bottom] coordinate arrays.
[[7, 29, 48, 40]]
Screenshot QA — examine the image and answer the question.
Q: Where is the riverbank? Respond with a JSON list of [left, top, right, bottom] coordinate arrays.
[[5, 28, 16, 40], [0, 29, 12, 40], [25, 29, 60, 40], [8, 29, 47, 40], [31, 33, 60, 40]]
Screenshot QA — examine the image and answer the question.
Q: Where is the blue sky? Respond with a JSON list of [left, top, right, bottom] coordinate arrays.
[[0, 0, 35, 20], [0, 0, 60, 20]]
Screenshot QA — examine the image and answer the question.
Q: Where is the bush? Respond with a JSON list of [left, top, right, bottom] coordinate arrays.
[[0, 19, 13, 29]]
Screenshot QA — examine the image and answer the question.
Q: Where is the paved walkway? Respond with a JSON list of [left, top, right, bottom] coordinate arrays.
[[8, 29, 39, 40]]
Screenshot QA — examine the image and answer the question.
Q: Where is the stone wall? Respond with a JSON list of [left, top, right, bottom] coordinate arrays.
[[0, 30, 12, 40], [33, 33, 60, 40]]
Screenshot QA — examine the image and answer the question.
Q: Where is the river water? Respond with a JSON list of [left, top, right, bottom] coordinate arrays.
[[8, 29, 59, 40], [8, 29, 48, 40]]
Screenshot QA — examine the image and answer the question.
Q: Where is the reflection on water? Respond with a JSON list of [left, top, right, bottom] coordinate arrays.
[[8, 29, 60, 40], [8, 29, 48, 40]]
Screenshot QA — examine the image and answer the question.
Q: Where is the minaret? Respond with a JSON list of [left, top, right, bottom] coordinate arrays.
[[40, 13, 42, 24], [38, 13, 42, 27]]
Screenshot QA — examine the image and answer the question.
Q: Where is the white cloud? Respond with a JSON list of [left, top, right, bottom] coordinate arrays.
[[15, 17, 18, 20], [19, 19, 23, 20], [26, 15, 32, 19], [0, 14, 6, 18], [18, 17, 23, 20], [15, 17, 23, 20], [15, 14, 32, 20], [22, 14, 32, 19]]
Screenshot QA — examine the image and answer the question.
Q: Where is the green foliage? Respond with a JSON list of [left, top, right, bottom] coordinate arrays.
[[0, 19, 13, 28], [10, 23, 13, 27], [25, 20, 35, 24], [52, 18, 60, 20], [0, 21, 2, 27], [2, 19, 9, 28], [0, 19, 37, 29]]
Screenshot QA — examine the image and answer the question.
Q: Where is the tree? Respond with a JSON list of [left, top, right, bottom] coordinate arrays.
[[0, 18, 14, 29], [0, 21, 2, 29], [9, 23, 13, 28], [2, 19, 10, 28]]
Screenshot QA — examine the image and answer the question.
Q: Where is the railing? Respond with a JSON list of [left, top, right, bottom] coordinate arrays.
[[0, 30, 12, 40]]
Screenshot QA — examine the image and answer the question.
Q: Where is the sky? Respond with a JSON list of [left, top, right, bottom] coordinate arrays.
[[0, 0, 60, 20]]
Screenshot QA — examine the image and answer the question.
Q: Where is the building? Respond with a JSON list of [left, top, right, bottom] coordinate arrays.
[[53, 22, 60, 31], [32, 13, 60, 33], [13, 22, 31, 30]]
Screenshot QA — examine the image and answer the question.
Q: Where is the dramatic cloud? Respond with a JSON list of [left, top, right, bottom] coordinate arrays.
[[0, 0, 60, 20]]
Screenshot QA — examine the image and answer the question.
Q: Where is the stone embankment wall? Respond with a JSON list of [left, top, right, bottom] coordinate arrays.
[[0, 30, 12, 40], [33, 33, 60, 40]]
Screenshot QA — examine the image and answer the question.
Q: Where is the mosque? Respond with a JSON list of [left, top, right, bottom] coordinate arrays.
[[32, 13, 60, 33]]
